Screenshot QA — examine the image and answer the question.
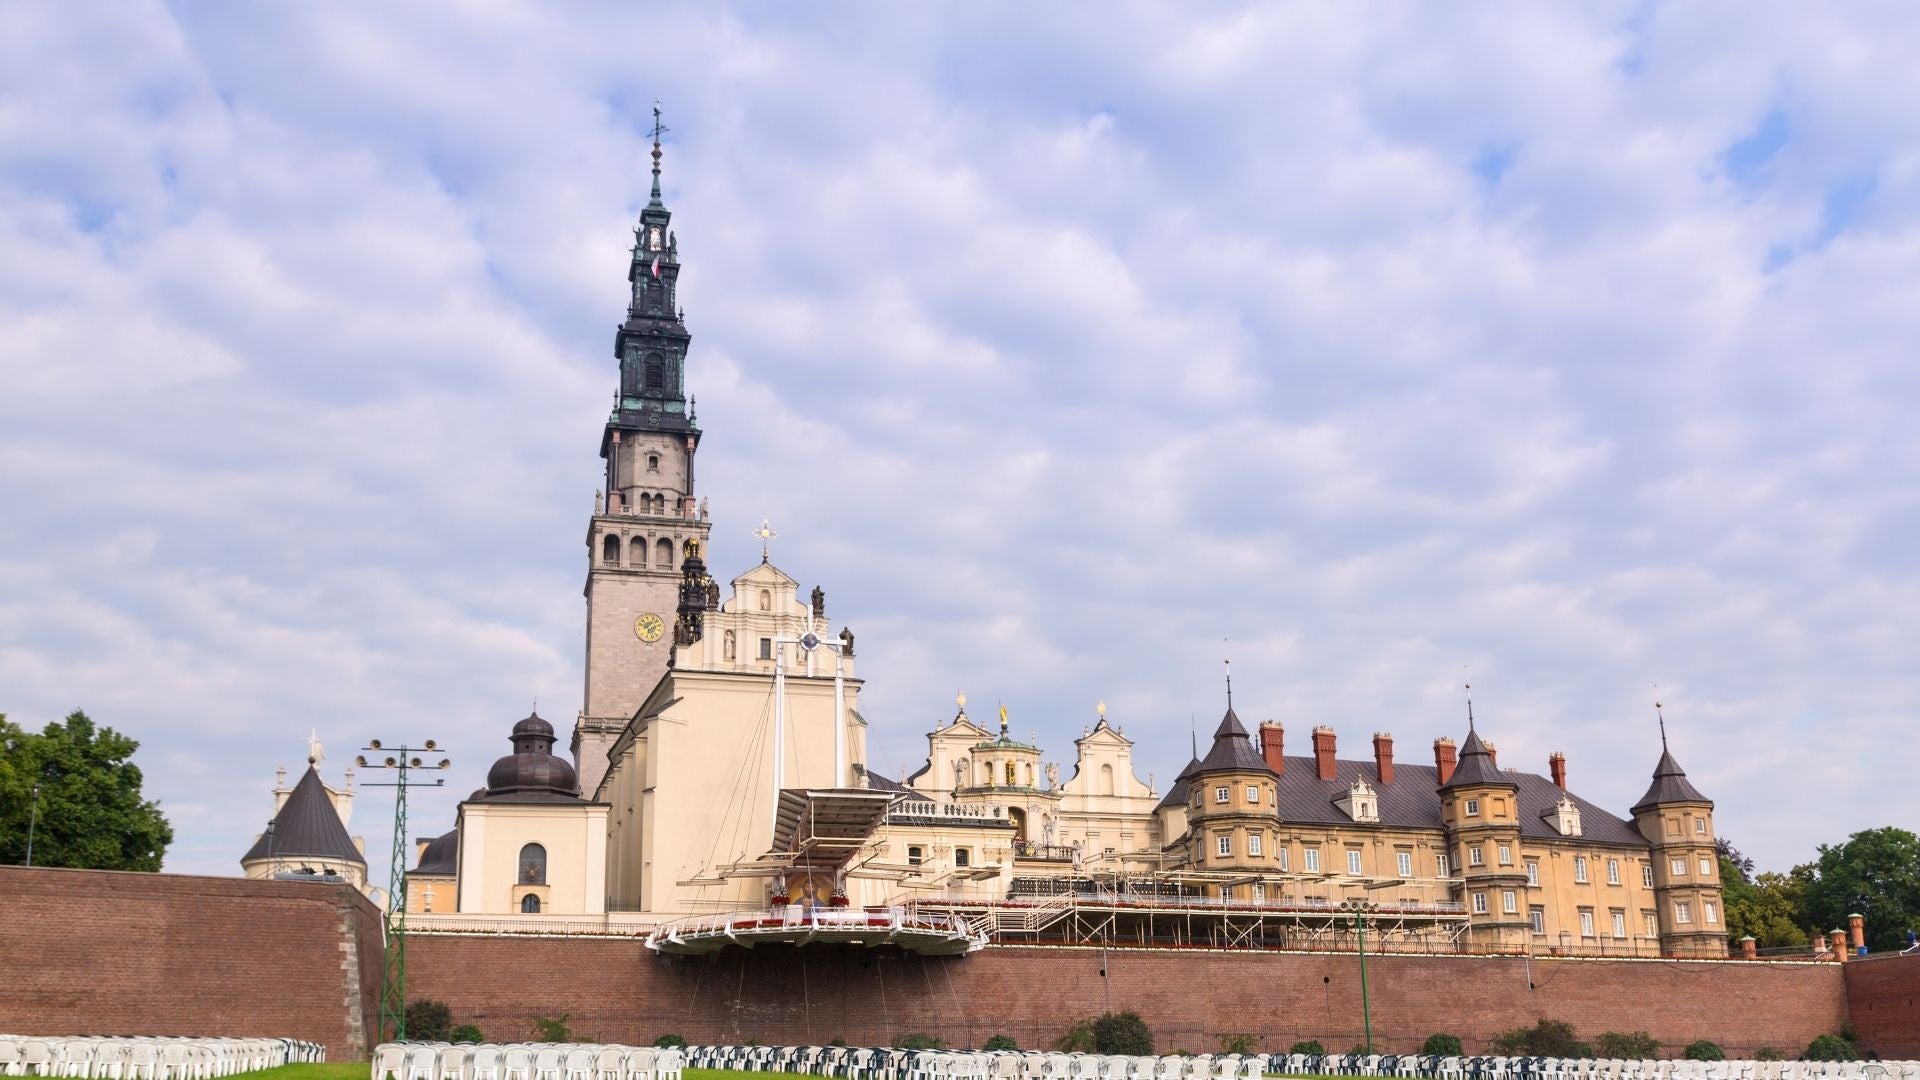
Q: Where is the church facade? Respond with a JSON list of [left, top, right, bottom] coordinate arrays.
[[355, 134, 1728, 959]]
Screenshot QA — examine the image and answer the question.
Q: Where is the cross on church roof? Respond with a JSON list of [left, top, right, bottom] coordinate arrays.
[[753, 518, 779, 563]]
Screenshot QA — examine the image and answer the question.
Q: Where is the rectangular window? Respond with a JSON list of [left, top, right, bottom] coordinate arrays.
[[1611, 910, 1626, 939], [1607, 859, 1621, 885], [1675, 901, 1693, 925], [1642, 865, 1655, 888], [1644, 912, 1659, 937], [1464, 798, 1480, 816], [1436, 853, 1450, 876], [1526, 861, 1540, 887], [1215, 786, 1230, 804], [1574, 856, 1589, 883], [1579, 909, 1595, 937], [1468, 845, 1485, 866], [1671, 858, 1686, 876], [1251, 883, 1264, 902], [954, 847, 970, 868], [907, 845, 923, 866], [1304, 848, 1320, 873], [1704, 900, 1718, 925], [1248, 833, 1263, 857], [1695, 817, 1708, 834], [1397, 852, 1413, 877], [1498, 844, 1513, 865], [1246, 785, 1260, 804], [759, 637, 773, 660], [1529, 906, 1545, 934], [1472, 892, 1488, 914], [1216, 834, 1232, 858], [1699, 856, 1714, 876], [1502, 890, 1517, 914], [1279, 848, 1290, 871], [1347, 850, 1363, 875]]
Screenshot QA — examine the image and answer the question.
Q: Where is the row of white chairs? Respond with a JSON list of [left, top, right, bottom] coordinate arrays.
[[0, 1037, 322, 1079], [370, 1043, 684, 1080]]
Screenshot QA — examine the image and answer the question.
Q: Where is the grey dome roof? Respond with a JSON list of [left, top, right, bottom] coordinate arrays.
[[477, 711, 583, 802]]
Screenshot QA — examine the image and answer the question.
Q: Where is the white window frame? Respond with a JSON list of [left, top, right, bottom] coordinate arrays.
[[1695, 817, 1708, 834], [1607, 858, 1621, 885], [1529, 906, 1545, 934], [1502, 890, 1517, 914], [1699, 856, 1714, 876], [1645, 912, 1658, 937], [1396, 851, 1413, 877], [1704, 900, 1718, 925], [1611, 910, 1626, 939], [1498, 844, 1513, 865], [1436, 853, 1450, 877], [1472, 892, 1488, 914], [1216, 834, 1232, 858], [1464, 798, 1480, 817], [1304, 848, 1320, 873], [1468, 845, 1485, 867], [1248, 833, 1263, 857], [1671, 858, 1686, 876], [1675, 901, 1693, 925], [1642, 864, 1655, 888], [1278, 848, 1289, 871], [1246, 784, 1260, 804], [1346, 850, 1362, 875], [1526, 861, 1540, 887], [1574, 856, 1589, 883], [1214, 785, 1230, 804], [1579, 909, 1595, 937]]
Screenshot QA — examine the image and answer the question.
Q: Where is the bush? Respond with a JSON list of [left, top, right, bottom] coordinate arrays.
[[827, 1038, 848, 1048], [1347, 1046, 1369, 1056], [1091, 1012, 1154, 1055], [405, 1000, 453, 1042], [1420, 1035, 1463, 1057], [1054, 1021, 1098, 1053], [1683, 1041, 1724, 1061], [896, 1034, 945, 1051], [449, 1026, 483, 1045], [1220, 1035, 1258, 1055], [1803, 1035, 1858, 1062], [983, 1036, 1019, 1052], [532, 1016, 577, 1042], [652, 1035, 686, 1048], [1595, 1032, 1660, 1059], [1289, 1042, 1327, 1056], [1490, 1019, 1591, 1058], [1754, 1048, 1785, 1062]]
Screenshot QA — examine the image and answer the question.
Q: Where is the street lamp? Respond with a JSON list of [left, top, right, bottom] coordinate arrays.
[[356, 738, 451, 1041], [1341, 897, 1378, 1053], [24, 782, 41, 867]]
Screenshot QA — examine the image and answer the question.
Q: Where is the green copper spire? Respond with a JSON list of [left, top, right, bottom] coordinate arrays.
[[649, 103, 667, 208]]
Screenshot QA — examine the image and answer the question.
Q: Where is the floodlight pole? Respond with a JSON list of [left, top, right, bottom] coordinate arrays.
[[1342, 898, 1377, 1053], [25, 783, 41, 867], [357, 740, 451, 1042]]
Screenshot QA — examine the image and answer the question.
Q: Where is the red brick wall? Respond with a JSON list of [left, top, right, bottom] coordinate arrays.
[[0, 867, 383, 1059], [1844, 952, 1920, 1058], [407, 938, 1844, 1057]]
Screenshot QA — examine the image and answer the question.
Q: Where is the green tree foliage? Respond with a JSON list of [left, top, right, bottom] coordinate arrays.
[[1801, 1035, 1857, 1062], [1288, 1042, 1327, 1056], [1054, 1021, 1098, 1053], [532, 1016, 577, 1042], [0, 711, 172, 870], [1802, 827, 1920, 952], [1720, 858, 1812, 950], [1683, 1041, 1724, 1061], [1753, 1048, 1785, 1062], [1490, 1019, 1591, 1058], [1220, 1035, 1258, 1055], [1090, 1012, 1153, 1055], [1594, 1032, 1660, 1059], [449, 1026, 482, 1044], [982, 1036, 1018, 1052], [895, 1034, 944, 1050], [1419, 1035, 1463, 1057], [652, 1035, 686, 1048], [405, 1000, 453, 1041]]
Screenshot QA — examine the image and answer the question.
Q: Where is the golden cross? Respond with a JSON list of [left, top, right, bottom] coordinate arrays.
[[753, 518, 779, 562]]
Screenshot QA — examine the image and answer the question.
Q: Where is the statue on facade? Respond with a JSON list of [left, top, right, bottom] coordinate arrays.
[[839, 626, 855, 656], [1041, 811, 1058, 846], [811, 585, 826, 620], [1045, 761, 1060, 791], [952, 759, 966, 790]]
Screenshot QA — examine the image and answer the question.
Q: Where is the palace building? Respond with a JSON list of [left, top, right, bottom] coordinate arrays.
[[250, 127, 1729, 960]]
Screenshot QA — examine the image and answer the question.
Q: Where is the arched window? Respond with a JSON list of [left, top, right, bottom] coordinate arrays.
[[1005, 762, 1018, 786], [629, 536, 648, 568], [521, 894, 541, 914], [654, 493, 668, 515], [1100, 764, 1115, 796], [518, 843, 547, 885], [601, 535, 621, 566], [656, 537, 674, 568], [647, 454, 660, 473], [645, 356, 665, 391]]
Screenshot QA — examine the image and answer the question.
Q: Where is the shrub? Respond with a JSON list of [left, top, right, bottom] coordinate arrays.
[[1754, 1048, 1785, 1062], [652, 1035, 686, 1048], [532, 1016, 576, 1042], [827, 1038, 848, 1048], [406, 1000, 453, 1042], [1490, 1019, 1591, 1058], [1055, 1021, 1098, 1053], [1420, 1035, 1463, 1057], [1289, 1042, 1327, 1056], [1347, 1046, 1369, 1056], [1683, 1041, 1724, 1061], [450, 1026, 483, 1045], [1092, 1012, 1154, 1055], [983, 1036, 1019, 1052], [1595, 1032, 1660, 1059], [896, 1034, 945, 1051], [1221, 1035, 1258, 1055], [1803, 1035, 1858, 1062]]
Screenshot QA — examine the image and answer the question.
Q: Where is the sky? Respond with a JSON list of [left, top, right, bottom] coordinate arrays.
[[3, 3, 1919, 885]]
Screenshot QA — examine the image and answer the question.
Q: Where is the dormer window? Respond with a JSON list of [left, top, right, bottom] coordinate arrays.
[[1336, 778, 1380, 823], [1551, 794, 1583, 837]]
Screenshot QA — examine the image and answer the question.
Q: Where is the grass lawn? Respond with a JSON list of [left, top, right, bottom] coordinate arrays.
[[248, 1066, 368, 1080]]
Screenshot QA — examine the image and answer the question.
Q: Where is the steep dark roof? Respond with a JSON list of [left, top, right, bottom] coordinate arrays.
[[1155, 756, 1204, 811], [1195, 708, 1273, 774], [1271, 756, 1647, 847], [1437, 728, 1517, 791], [411, 829, 459, 876], [861, 768, 911, 794], [1631, 746, 1710, 813], [242, 766, 365, 865]]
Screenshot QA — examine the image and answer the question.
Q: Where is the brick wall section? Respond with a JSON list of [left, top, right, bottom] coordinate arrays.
[[406, 938, 1844, 1057], [0, 867, 382, 1059], [1843, 952, 1920, 1058]]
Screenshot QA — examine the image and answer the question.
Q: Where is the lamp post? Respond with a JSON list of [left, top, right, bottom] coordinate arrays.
[[24, 783, 41, 867], [356, 739, 450, 1042], [1341, 897, 1378, 1053]]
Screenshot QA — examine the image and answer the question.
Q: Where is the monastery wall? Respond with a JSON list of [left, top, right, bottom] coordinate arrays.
[[0, 867, 383, 1059], [406, 937, 1849, 1058], [1843, 951, 1920, 1058]]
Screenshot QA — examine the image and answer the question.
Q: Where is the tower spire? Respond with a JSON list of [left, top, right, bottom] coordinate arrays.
[[649, 102, 669, 207], [1223, 645, 1233, 710], [1656, 698, 1668, 749], [1465, 682, 1476, 732]]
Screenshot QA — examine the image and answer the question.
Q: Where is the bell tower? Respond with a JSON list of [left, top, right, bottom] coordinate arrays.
[[575, 110, 713, 797]]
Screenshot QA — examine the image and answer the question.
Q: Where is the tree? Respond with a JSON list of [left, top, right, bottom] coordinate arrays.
[[1802, 827, 1920, 952], [1490, 1019, 1591, 1058], [1419, 1035, 1463, 1057], [1683, 1041, 1724, 1061], [1715, 838, 1756, 883], [1595, 1032, 1660, 1059], [1720, 858, 1812, 950], [0, 711, 172, 870], [1090, 1012, 1153, 1055], [405, 1000, 452, 1041]]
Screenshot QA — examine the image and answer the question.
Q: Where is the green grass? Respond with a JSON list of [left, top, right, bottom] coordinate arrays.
[[247, 1066, 367, 1080]]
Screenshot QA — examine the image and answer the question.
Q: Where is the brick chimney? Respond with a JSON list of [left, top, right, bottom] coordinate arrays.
[[1849, 913, 1865, 952], [1312, 725, 1337, 781], [1739, 936, 1758, 960], [1484, 740, 1499, 767], [1372, 732, 1394, 784], [1433, 737, 1457, 785], [1830, 929, 1849, 961], [1260, 722, 1285, 775], [1549, 751, 1567, 790]]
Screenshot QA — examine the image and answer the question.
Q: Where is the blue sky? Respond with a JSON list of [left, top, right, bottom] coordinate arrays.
[[4, 3, 1919, 885]]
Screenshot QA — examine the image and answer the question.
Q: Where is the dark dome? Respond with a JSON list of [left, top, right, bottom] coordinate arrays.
[[512, 712, 555, 739], [480, 710, 581, 800]]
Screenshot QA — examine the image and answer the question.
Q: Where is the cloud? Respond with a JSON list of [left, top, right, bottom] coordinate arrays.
[[4, 3, 1920, 885]]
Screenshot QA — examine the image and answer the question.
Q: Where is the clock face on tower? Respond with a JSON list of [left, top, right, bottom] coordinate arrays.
[[634, 613, 666, 643]]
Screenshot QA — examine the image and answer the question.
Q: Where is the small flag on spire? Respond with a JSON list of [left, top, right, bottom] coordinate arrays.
[[650, 255, 661, 278]]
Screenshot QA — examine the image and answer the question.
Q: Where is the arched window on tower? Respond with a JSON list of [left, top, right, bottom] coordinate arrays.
[[645, 356, 665, 391], [521, 894, 541, 914], [629, 536, 648, 568], [653, 493, 667, 515], [518, 843, 547, 885], [601, 535, 621, 566], [656, 537, 674, 568]]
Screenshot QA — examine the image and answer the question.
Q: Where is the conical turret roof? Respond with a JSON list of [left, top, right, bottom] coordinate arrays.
[[242, 766, 364, 865], [1195, 708, 1272, 774], [1631, 744, 1710, 813], [1437, 727, 1516, 791], [1156, 755, 1204, 810]]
